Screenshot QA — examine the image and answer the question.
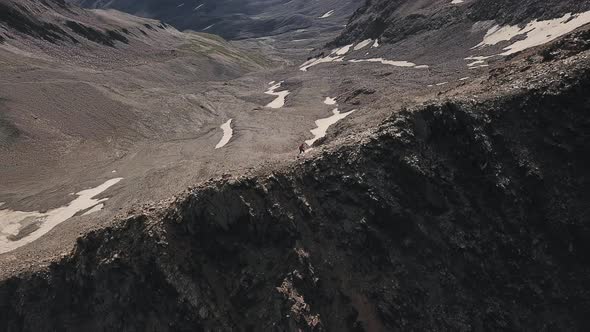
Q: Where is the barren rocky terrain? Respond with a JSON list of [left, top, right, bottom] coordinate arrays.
[[1, 0, 590, 330]]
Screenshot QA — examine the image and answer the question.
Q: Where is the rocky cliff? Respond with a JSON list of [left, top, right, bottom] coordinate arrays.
[[1, 50, 589, 330]]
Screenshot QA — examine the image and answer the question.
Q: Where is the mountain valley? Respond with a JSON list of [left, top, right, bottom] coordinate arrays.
[[1, 0, 590, 330]]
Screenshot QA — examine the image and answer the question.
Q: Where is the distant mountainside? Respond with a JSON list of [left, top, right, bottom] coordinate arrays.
[[69, 0, 360, 39], [332, 0, 590, 46]]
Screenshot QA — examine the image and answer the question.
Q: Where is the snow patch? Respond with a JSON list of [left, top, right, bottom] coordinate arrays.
[[0, 178, 123, 254], [473, 11, 590, 56], [265, 81, 290, 108], [215, 119, 233, 149], [465, 55, 493, 67], [300, 55, 344, 71], [299, 44, 355, 71], [354, 39, 373, 51], [319, 10, 335, 19], [305, 109, 356, 146], [324, 97, 337, 105], [348, 58, 429, 68], [332, 44, 354, 56]]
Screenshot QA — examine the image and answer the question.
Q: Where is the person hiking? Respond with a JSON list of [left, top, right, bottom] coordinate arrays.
[[299, 143, 306, 155]]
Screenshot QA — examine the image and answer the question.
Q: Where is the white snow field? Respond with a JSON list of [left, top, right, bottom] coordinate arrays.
[[0, 178, 123, 254], [349, 58, 429, 68], [324, 97, 337, 105], [300, 55, 344, 71], [354, 39, 373, 50], [215, 119, 233, 149], [319, 10, 335, 18], [305, 109, 356, 146], [473, 11, 590, 56], [265, 81, 290, 108]]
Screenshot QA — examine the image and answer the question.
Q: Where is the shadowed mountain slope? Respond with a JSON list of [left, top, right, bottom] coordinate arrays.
[[70, 0, 360, 39]]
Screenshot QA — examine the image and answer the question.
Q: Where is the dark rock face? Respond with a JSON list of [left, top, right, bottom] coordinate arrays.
[[0, 2, 68, 43], [333, 0, 590, 46], [0, 98, 20, 147], [65, 20, 129, 47], [0, 0, 136, 46], [70, 0, 359, 39], [1, 64, 589, 331], [467, 0, 590, 25], [0, 117, 20, 147]]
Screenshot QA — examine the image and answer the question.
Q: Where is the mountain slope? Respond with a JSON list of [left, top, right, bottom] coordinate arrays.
[[333, 0, 590, 46], [71, 0, 360, 39], [0, 0, 275, 255], [0, 0, 268, 161], [2, 49, 590, 330]]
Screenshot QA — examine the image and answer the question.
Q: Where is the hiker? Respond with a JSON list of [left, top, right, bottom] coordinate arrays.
[[299, 143, 306, 155]]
